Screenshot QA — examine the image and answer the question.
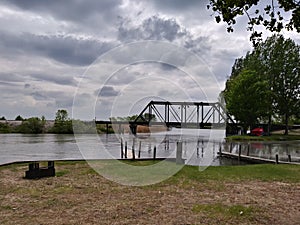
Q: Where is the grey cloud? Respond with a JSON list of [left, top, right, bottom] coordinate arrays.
[[0, 73, 27, 83], [27, 90, 75, 108], [28, 90, 62, 100], [96, 86, 119, 97], [30, 91, 48, 101], [117, 16, 211, 56], [118, 16, 187, 42], [106, 70, 140, 86], [159, 63, 177, 71], [183, 36, 211, 54], [24, 84, 31, 89], [31, 74, 78, 86], [0, 32, 114, 66], [0, 81, 20, 87], [3, 0, 122, 24], [151, 0, 206, 11], [55, 98, 74, 108]]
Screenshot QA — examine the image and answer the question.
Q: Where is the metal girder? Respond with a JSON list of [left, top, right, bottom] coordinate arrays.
[[132, 101, 235, 129]]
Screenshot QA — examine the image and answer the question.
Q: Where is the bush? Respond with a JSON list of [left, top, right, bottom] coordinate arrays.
[[16, 117, 45, 134], [0, 123, 11, 133]]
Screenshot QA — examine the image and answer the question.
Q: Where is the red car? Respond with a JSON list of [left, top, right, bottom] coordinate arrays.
[[251, 127, 264, 136]]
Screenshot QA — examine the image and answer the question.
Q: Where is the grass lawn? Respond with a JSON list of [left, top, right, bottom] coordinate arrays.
[[0, 161, 299, 224], [226, 134, 300, 142]]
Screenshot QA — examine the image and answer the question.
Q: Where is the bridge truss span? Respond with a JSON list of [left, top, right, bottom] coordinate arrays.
[[130, 101, 235, 133]]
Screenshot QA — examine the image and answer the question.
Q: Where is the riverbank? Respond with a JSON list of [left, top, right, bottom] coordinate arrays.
[[226, 130, 300, 142], [1, 161, 299, 224]]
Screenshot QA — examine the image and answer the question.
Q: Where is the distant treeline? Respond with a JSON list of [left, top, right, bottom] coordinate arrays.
[[0, 110, 110, 134]]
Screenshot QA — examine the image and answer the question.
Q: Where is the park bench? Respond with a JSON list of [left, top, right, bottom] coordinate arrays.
[[25, 161, 55, 179]]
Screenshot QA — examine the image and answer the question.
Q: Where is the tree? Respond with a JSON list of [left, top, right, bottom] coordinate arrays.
[[143, 113, 156, 122], [15, 115, 24, 121], [55, 109, 69, 122], [256, 35, 300, 134], [72, 120, 95, 134], [208, 0, 300, 45], [224, 70, 270, 131], [18, 117, 45, 134], [0, 116, 6, 120], [51, 109, 73, 134], [0, 123, 11, 133], [224, 34, 300, 135]]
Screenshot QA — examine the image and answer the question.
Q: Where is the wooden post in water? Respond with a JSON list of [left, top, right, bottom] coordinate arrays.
[[106, 123, 109, 134], [286, 144, 290, 162], [230, 142, 233, 153], [121, 139, 124, 159], [153, 146, 156, 160], [219, 143, 222, 156], [125, 141, 127, 159], [247, 143, 250, 156], [196, 139, 199, 157], [176, 142, 183, 164], [132, 138, 135, 160], [201, 141, 204, 158], [275, 154, 279, 164], [138, 141, 142, 158], [238, 145, 242, 161]]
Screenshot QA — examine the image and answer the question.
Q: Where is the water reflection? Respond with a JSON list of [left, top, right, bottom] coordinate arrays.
[[0, 132, 299, 166], [223, 141, 300, 162]]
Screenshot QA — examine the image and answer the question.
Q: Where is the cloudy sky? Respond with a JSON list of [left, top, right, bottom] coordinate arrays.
[[0, 0, 299, 120]]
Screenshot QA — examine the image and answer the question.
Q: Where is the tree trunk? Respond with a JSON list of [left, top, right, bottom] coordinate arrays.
[[284, 113, 289, 135], [267, 114, 271, 136]]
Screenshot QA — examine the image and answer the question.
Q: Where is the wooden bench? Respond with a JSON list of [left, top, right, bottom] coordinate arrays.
[[25, 161, 55, 179]]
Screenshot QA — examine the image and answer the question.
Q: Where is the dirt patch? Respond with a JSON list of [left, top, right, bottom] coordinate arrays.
[[0, 162, 299, 225]]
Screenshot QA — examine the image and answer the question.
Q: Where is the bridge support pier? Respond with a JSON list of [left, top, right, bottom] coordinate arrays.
[[130, 124, 137, 135]]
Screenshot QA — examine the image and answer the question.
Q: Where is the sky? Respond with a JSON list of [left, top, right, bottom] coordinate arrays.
[[0, 0, 299, 120]]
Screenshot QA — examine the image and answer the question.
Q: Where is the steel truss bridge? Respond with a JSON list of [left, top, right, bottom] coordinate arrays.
[[96, 101, 236, 134]]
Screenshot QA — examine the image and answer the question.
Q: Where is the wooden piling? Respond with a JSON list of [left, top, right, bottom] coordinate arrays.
[[247, 143, 250, 156], [153, 146, 156, 160], [138, 141, 142, 158], [197, 139, 200, 157], [176, 142, 183, 164], [132, 139, 135, 160], [288, 154, 291, 162], [121, 139, 124, 159], [125, 141, 127, 159], [238, 145, 242, 161], [275, 154, 279, 164], [230, 142, 233, 153]]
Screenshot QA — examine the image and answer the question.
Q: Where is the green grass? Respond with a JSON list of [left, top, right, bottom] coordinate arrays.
[[118, 159, 162, 166], [192, 203, 258, 222], [68, 160, 300, 187], [55, 170, 70, 177], [53, 160, 300, 183], [171, 164, 300, 183], [226, 134, 300, 141], [1, 160, 299, 183]]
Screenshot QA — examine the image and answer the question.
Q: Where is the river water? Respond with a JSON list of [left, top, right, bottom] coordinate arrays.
[[0, 129, 299, 166]]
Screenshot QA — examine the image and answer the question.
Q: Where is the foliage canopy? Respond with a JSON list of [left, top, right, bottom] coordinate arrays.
[[224, 34, 300, 134], [208, 0, 300, 45]]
